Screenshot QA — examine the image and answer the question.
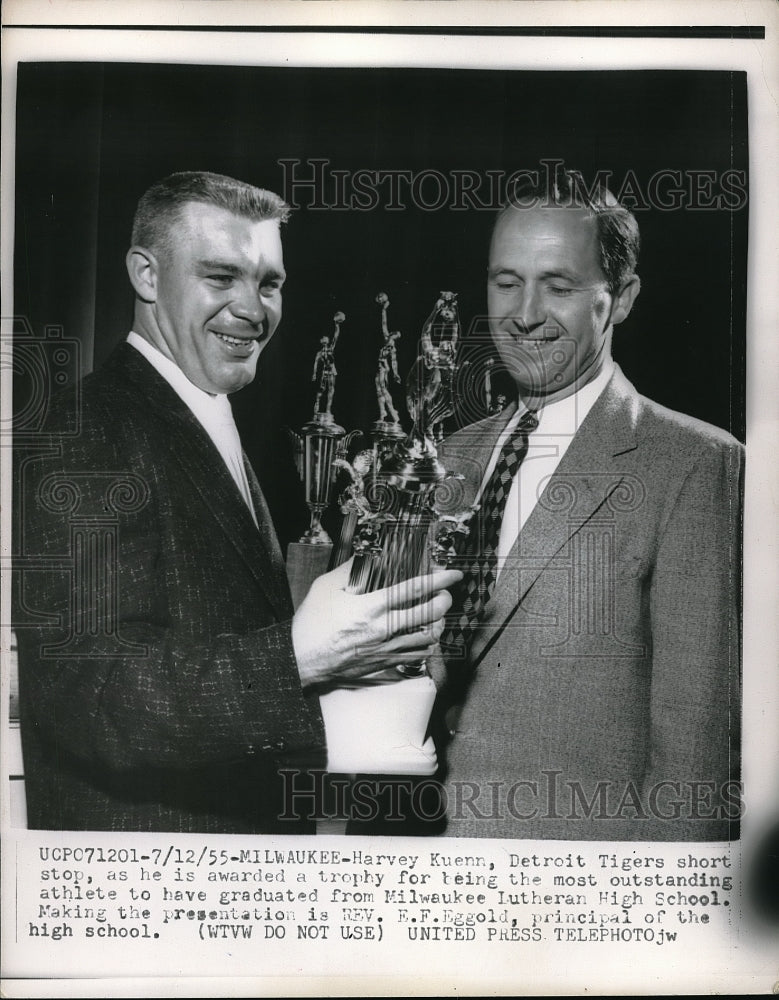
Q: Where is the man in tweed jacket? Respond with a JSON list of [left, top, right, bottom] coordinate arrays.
[[15, 172, 457, 832], [436, 171, 742, 841]]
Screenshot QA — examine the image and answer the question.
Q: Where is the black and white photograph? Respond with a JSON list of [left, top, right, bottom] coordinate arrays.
[[2, 1, 777, 995]]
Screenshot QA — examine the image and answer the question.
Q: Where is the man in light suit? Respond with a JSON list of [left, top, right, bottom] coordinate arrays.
[[437, 171, 742, 841], [15, 171, 457, 833]]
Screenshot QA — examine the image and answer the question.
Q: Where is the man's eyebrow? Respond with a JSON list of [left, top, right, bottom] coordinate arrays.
[[539, 268, 580, 283], [196, 260, 286, 282], [197, 259, 243, 275], [488, 266, 581, 282]]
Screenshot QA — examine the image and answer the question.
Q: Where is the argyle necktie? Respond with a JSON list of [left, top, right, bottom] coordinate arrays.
[[441, 408, 538, 660]]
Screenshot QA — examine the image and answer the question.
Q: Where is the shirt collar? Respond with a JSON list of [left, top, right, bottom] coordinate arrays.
[[127, 331, 227, 421], [510, 358, 615, 437]]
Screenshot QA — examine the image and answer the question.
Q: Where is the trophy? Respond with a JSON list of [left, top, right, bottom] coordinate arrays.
[[318, 292, 475, 777], [294, 311, 347, 546], [347, 291, 466, 599], [329, 292, 408, 571]]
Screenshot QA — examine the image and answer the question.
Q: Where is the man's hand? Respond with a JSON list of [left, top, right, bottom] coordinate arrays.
[[291, 560, 461, 688]]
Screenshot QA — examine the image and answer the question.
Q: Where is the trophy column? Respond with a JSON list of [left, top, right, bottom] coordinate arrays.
[[286, 416, 345, 608], [286, 312, 346, 609]]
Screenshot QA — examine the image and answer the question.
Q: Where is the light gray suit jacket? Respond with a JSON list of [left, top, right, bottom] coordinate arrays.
[[436, 366, 742, 840]]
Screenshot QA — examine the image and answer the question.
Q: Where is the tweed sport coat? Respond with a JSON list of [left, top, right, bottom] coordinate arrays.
[[435, 365, 743, 841], [15, 342, 325, 832]]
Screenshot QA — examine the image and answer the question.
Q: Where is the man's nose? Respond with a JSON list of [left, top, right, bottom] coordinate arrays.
[[513, 285, 546, 334], [231, 283, 265, 327]]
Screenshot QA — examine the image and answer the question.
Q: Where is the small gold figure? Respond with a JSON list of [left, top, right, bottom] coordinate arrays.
[[312, 311, 345, 420], [375, 293, 402, 426]]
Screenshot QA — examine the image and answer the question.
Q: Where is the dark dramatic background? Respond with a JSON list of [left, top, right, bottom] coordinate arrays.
[[14, 63, 748, 547]]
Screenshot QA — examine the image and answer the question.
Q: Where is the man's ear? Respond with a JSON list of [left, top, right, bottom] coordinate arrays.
[[610, 275, 641, 327], [125, 246, 159, 303]]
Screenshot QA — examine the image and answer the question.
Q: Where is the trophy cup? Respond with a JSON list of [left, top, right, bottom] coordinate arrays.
[[319, 291, 474, 776]]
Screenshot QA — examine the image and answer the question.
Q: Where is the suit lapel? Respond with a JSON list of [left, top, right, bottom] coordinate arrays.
[[109, 343, 291, 619], [468, 367, 641, 665], [242, 452, 292, 615], [438, 406, 518, 510]]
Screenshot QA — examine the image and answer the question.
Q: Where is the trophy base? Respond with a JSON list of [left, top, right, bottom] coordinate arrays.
[[286, 541, 333, 610], [305, 414, 346, 436], [319, 673, 438, 776], [371, 420, 406, 440], [298, 529, 333, 546]]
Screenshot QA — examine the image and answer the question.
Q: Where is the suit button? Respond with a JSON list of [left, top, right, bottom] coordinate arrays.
[[246, 744, 257, 757]]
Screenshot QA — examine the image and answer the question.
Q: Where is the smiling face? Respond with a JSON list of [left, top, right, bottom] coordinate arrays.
[[128, 201, 286, 394], [488, 206, 638, 407]]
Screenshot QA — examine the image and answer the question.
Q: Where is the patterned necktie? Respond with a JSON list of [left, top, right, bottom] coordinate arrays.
[[441, 409, 538, 660]]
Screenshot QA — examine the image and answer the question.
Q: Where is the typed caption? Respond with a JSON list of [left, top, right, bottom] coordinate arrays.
[[4, 834, 742, 985]]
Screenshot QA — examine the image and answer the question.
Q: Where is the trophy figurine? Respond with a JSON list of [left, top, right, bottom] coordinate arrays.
[[372, 292, 406, 441], [408, 290, 460, 445], [298, 311, 347, 545], [329, 448, 374, 570]]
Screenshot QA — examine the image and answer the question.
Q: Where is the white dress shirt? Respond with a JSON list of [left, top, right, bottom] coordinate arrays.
[[476, 361, 615, 578], [127, 332, 258, 528]]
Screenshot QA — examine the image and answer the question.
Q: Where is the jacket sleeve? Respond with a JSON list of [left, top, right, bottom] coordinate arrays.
[[641, 437, 743, 839], [15, 421, 325, 775]]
